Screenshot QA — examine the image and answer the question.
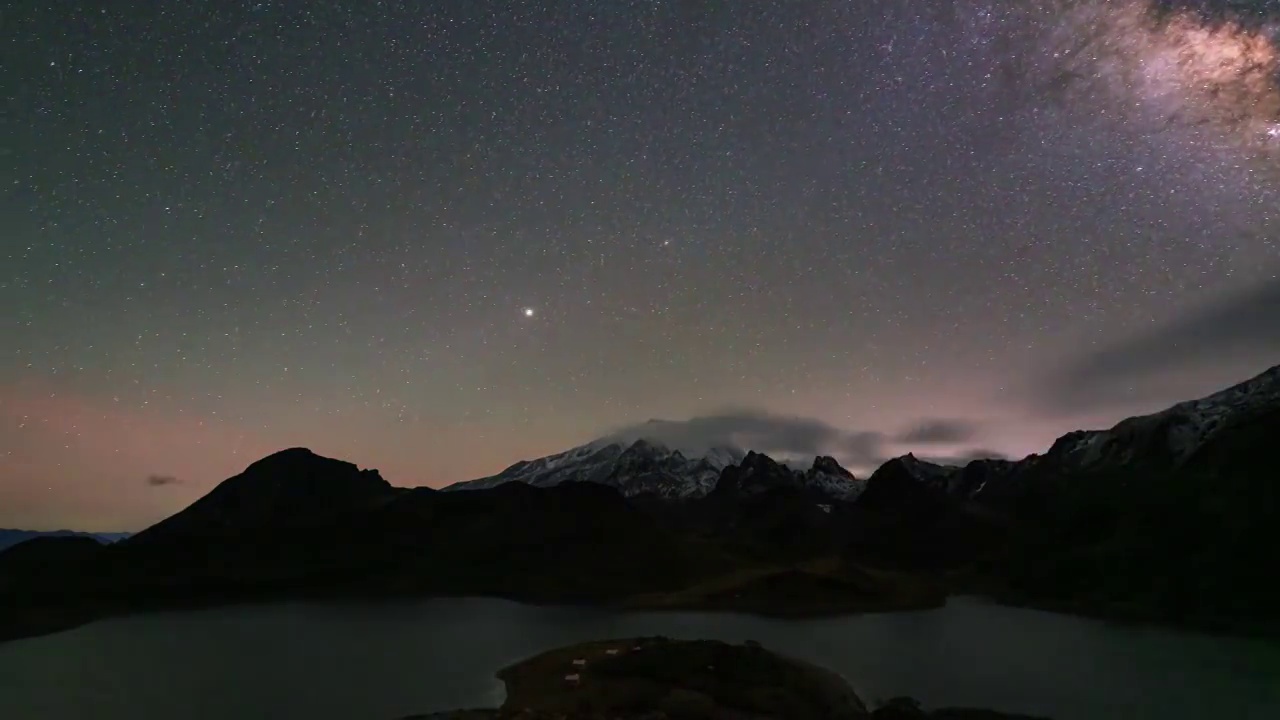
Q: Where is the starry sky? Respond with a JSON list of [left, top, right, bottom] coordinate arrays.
[[4, 0, 1279, 531]]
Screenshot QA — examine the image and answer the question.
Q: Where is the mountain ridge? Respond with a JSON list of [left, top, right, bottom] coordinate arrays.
[[444, 436, 743, 498], [414, 364, 1280, 504], [446, 437, 866, 501], [126, 446, 397, 545]]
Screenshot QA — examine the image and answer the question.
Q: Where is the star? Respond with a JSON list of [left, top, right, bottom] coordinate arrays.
[[522, 307, 536, 319]]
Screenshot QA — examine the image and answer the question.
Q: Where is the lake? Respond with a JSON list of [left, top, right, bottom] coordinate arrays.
[[0, 596, 1276, 720]]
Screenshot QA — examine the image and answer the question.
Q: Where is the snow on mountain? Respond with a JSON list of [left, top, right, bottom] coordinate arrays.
[[888, 364, 1280, 505], [801, 456, 867, 501], [447, 366, 1280, 504], [445, 442, 625, 492], [446, 437, 747, 499], [1047, 364, 1280, 471], [446, 437, 867, 501], [710, 452, 866, 502], [702, 445, 746, 470]]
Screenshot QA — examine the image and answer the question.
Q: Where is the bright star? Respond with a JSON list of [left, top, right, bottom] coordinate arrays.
[[522, 307, 536, 318]]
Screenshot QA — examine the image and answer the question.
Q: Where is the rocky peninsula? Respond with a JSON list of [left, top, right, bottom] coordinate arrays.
[[402, 637, 1048, 720]]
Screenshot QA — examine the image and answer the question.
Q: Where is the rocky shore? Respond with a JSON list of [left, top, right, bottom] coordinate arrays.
[[401, 637, 1048, 720]]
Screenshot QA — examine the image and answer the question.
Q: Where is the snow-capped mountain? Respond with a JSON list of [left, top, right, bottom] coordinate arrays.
[[450, 364, 1280, 506], [446, 438, 867, 501], [879, 363, 1280, 505], [1044, 363, 1280, 472], [800, 455, 867, 501], [446, 437, 746, 499], [711, 452, 866, 502]]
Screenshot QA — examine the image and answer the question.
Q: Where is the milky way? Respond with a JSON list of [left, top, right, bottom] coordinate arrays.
[[4, 1, 1278, 530], [1033, 2, 1278, 150], [940, 1, 1280, 168], [909, 0, 1280, 241]]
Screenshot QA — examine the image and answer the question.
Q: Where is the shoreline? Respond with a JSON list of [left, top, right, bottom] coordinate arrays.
[[980, 591, 1280, 642]]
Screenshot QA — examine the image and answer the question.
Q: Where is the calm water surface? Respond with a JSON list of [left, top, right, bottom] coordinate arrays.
[[0, 596, 1276, 720]]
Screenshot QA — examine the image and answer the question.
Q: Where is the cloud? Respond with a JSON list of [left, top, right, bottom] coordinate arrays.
[[895, 418, 979, 444], [603, 412, 887, 467], [840, 430, 885, 463], [917, 449, 1011, 467], [1046, 276, 1280, 407], [145, 474, 182, 487]]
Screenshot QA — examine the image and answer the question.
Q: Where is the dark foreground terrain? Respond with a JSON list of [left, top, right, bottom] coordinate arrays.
[[403, 637, 1047, 720], [1, 365, 1277, 644]]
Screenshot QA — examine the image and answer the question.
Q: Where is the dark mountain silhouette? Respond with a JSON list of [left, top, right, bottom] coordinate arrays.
[[128, 447, 396, 543], [0, 536, 106, 587], [837, 455, 1006, 572], [712, 451, 804, 498], [980, 368, 1280, 625]]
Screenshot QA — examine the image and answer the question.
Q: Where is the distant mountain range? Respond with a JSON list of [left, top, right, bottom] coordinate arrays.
[[445, 436, 866, 501], [2, 363, 1277, 643], [0, 530, 130, 553]]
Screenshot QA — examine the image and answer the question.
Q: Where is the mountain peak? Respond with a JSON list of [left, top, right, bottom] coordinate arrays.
[[129, 449, 394, 542], [811, 455, 853, 477], [446, 435, 728, 499], [858, 455, 953, 510], [886, 453, 949, 476], [712, 451, 863, 501], [739, 450, 778, 466], [713, 453, 792, 497], [237, 447, 388, 488], [1041, 362, 1280, 474], [243, 447, 324, 472], [804, 455, 864, 500]]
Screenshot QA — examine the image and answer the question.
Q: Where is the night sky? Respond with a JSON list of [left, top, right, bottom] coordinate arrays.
[[4, 0, 1279, 531]]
